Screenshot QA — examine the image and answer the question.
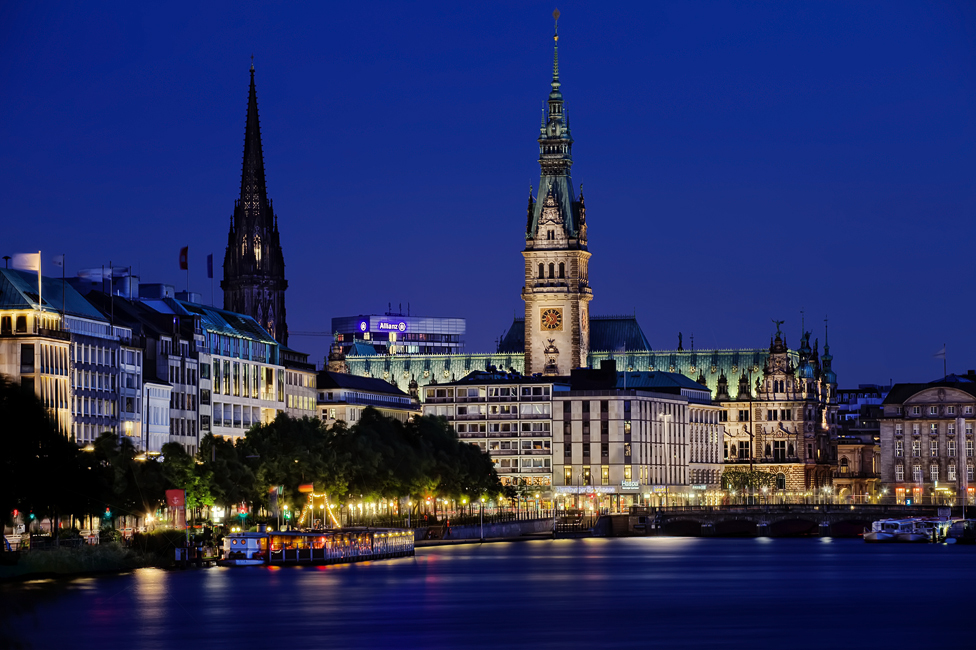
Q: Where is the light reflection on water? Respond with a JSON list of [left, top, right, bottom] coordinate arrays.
[[2, 538, 974, 650]]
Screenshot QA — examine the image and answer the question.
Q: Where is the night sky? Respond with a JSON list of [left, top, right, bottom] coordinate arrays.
[[2, 2, 974, 386]]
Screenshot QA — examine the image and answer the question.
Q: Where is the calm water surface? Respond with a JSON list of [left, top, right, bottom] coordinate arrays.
[[3, 538, 974, 649]]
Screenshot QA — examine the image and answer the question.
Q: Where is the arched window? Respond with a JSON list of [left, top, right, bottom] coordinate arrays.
[[548, 263, 554, 279], [538, 263, 544, 279], [776, 473, 786, 490], [840, 457, 850, 474], [558, 262, 565, 279]]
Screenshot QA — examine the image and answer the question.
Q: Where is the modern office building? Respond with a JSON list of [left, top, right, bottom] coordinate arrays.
[[332, 313, 465, 356]]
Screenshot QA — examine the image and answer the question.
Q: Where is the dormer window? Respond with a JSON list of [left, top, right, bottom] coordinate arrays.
[[547, 229, 554, 240]]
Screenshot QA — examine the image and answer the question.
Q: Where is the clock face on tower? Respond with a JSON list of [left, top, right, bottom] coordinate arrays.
[[540, 308, 563, 331]]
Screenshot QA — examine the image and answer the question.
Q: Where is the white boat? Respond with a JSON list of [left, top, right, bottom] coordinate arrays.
[[864, 519, 903, 543], [913, 517, 951, 543], [219, 531, 268, 566]]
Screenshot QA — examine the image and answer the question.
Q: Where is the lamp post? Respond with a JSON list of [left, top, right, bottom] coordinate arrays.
[[480, 496, 485, 542]]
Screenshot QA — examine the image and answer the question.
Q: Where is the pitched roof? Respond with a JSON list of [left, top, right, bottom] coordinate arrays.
[[317, 370, 408, 396], [882, 380, 976, 405], [0, 269, 106, 321], [175, 300, 277, 344], [497, 315, 651, 353]]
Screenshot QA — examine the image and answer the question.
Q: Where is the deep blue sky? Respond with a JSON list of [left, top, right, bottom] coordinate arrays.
[[2, 1, 975, 386]]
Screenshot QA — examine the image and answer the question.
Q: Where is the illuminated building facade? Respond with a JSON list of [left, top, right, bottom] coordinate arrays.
[[318, 370, 420, 425], [880, 375, 976, 505], [332, 313, 465, 356]]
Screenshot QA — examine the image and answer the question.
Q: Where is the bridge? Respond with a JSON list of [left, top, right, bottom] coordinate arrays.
[[620, 504, 955, 537]]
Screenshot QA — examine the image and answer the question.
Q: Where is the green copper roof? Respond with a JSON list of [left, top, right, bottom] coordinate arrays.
[[0, 269, 106, 321]]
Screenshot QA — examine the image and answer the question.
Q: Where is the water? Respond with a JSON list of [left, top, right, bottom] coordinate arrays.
[[3, 538, 974, 649]]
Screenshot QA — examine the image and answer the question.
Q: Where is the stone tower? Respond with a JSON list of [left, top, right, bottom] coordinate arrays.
[[522, 14, 592, 376], [221, 64, 289, 345]]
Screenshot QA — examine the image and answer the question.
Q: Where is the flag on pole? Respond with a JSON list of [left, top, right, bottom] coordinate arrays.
[[52, 254, 64, 268], [179, 246, 188, 271], [207, 253, 213, 279], [12, 253, 40, 272], [933, 346, 946, 359]]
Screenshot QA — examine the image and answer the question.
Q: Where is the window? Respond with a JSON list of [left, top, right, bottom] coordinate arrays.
[[969, 465, 975, 482], [931, 440, 939, 457], [624, 443, 631, 458], [913, 465, 922, 482], [948, 406, 956, 415], [624, 466, 632, 481], [930, 423, 939, 436], [538, 263, 544, 279], [738, 410, 749, 422], [776, 473, 786, 490], [563, 401, 571, 414], [548, 263, 554, 278], [912, 406, 921, 415], [583, 467, 591, 485], [913, 424, 920, 435], [601, 443, 609, 458], [565, 446, 571, 457], [583, 444, 590, 457], [931, 465, 939, 482], [966, 406, 974, 415], [601, 421, 609, 438], [948, 423, 956, 436], [948, 464, 957, 481], [895, 465, 904, 481], [768, 409, 777, 421], [912, 440, 920, 457], [930, 406, 939, 415], [582, 401, 590, 414], [773, 440, 786, 461], [738, 441, 750, 459], [895, 440, 904, 457], [558, 262, 565, 279], [564, 467, 572, 485], [968, 439, 974, 458], [601, 466, 609, 486], [895, 424, 903, 436]]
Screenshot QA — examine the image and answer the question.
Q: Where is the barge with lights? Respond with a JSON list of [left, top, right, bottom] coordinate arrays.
[[220, 527, 415, 566]]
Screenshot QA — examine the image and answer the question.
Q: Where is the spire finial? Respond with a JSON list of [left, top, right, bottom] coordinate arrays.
[[250, 54, 254, 71], [552, 9, 560, 82], [824, 315, 829, 345]]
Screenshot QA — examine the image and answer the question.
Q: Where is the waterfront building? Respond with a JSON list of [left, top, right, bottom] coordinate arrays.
[[0, 269, 143, 444], [331, 312, 465, 356], [283, 353, 317, 419], [85, 291, 204, 454], [420, 360, 723, 508], [0, 269, 73, 434], [317, 370, 420, 425], [143, 379, 172, 453], [554, 362, 724, 509], [171, 300, 285, 441], [421, 369, 566, 488], [880, 372, 976, 505], [834, 385, 886, 502], [222, 63, 289, 346]]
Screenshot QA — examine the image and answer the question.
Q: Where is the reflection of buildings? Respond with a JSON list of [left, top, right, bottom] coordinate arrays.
[[834, 385, 886, 502], [881, 374, 976, 505], [332, 313, 465, 356]]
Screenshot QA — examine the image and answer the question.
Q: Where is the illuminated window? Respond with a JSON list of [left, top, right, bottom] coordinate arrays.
[[895, 465, 904, 481], [601, 466, 609, 486]]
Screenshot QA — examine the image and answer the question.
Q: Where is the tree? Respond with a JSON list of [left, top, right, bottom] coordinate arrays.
[[161, 442, 214, 518]]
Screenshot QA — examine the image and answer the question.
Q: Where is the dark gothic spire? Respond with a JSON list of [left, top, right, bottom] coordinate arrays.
[[239, 64, 270, 232], [526, 10, 582, 244], [222, 64, 289, 345]]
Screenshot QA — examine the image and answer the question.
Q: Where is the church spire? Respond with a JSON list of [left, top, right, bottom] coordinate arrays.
[[222, 63, 289, 346], [239, 64, 270, 232]]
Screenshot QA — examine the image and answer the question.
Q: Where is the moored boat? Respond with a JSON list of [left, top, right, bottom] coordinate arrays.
[[946, 519, 976, 545], [863, 519, 902, 543], [220, 531, 268, 565]]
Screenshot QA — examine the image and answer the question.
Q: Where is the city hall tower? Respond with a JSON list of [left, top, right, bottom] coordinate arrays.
[[522, 13, 592, 375]]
